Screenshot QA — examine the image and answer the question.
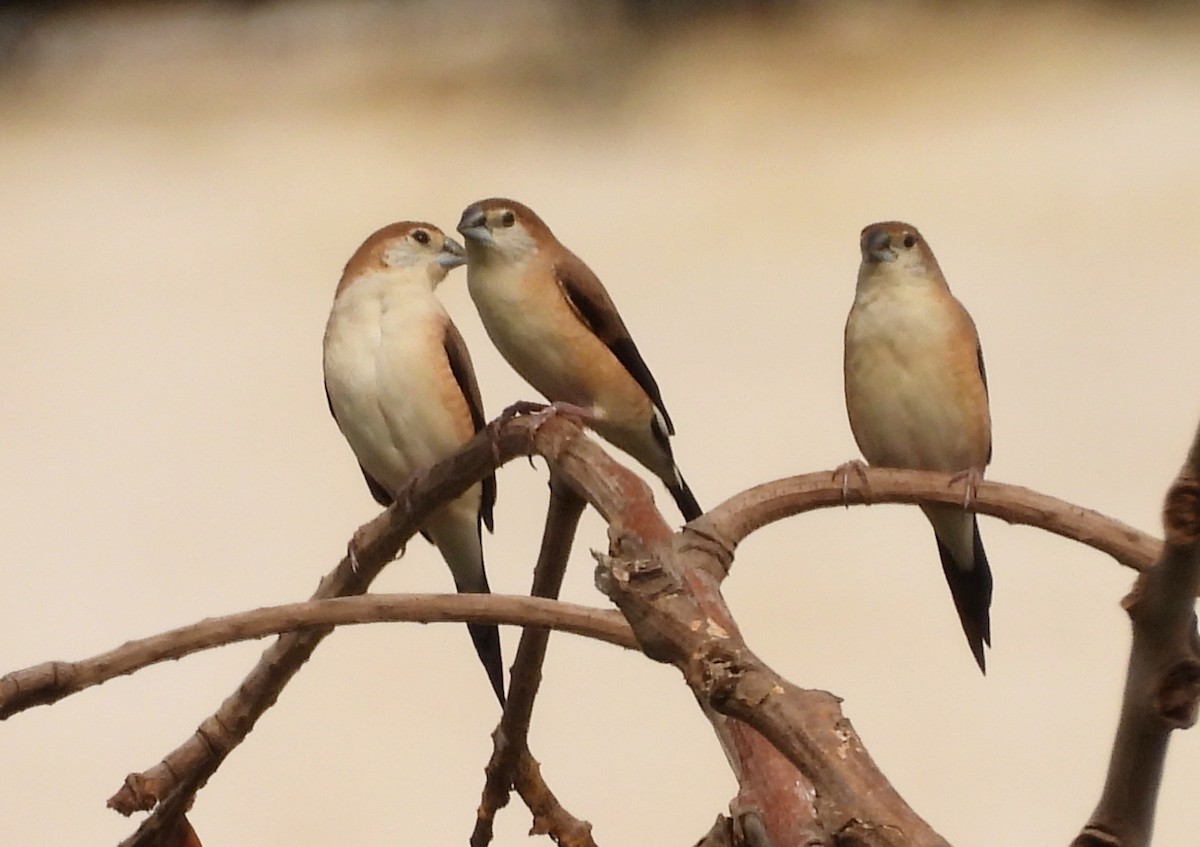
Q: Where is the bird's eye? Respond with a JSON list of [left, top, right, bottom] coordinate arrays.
[[500, 211, 515, 228], [902, 234, 917, 249], [412, 229, 430, 245]]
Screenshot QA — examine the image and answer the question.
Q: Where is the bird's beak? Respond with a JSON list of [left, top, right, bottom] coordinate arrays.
[[864, 229, 896, 263], [438, 236, 467, 269], [457, 206, 493, 246]]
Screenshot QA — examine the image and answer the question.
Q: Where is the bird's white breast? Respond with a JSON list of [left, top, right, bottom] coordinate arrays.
[[324, 272, 475, 495], [845, 283, 988, 473]]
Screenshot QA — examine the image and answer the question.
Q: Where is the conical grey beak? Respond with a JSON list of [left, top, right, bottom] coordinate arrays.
[[457, 205, 493, 246], [864, 229, 896, 263], [438, 236, 467, 269]]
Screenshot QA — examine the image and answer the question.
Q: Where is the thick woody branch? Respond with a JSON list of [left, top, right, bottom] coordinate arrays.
[[0, 594, 635, 719], [596, 536, 947, 847], [1074, 428, 1200, 847], [473, 478, 593, 847], [696, 468, 1161, 577], [575, 457, 878, 844]]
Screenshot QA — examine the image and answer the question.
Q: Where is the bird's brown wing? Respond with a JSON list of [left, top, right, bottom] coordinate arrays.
[[976, 342, 992, 466], [554, 254, 675, 435], [444, 321, 496, 532]]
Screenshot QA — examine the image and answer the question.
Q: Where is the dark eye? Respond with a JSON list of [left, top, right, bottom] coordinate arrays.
[[902, 234, 917, 249], [412, 229, 430, 245], [500, 211, 515, 228]]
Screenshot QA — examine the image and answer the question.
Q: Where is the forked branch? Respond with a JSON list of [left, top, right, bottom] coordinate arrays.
[[1073, 426, 1200, 847]]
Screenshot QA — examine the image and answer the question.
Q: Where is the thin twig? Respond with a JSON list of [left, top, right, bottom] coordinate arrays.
[[515, 751, 597, 847], [0, 593, 636, 719], [473, 475, 591, 846]]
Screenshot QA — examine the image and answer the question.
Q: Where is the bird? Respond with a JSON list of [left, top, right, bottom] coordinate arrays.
[[455, 198, 702, 522], [843, 221, 993, 673], [323, 221, 505, 704]]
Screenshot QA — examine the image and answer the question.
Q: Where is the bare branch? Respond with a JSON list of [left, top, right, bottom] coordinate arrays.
[[473, 477, 592, 846], [1074, 428, 1200, 847], [58, 403, 1173, 846], [0, 593, 635, 719], [530, 441, 868, 844], [700, 468, 1161, 574], [108, 410, 598, 846]]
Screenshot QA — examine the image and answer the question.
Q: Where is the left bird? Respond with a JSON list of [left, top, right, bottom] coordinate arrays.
[[323, 221, 504, 704]]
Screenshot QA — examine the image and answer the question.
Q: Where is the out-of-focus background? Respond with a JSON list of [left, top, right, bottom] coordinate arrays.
[[3, 1, 1199, 844]]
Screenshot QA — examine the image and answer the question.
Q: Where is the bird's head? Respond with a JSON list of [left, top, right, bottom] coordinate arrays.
[[857, 221, 944, 288], [456, 198, 551, 267], [336, 221, 465, 296]]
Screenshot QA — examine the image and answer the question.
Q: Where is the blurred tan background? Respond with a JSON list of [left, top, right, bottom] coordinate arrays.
[[3, 1, 1200, 844]]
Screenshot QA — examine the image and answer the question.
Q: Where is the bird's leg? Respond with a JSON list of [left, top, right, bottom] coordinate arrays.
[[948, 467, 984, 509], [833, 459, 871, 505]]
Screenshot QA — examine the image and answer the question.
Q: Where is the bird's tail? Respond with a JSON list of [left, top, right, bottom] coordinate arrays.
[[429, 509, 506, 705], [456, 576, 506, 707], [934, 515, 993, 674], [668, 467, 703, 522]]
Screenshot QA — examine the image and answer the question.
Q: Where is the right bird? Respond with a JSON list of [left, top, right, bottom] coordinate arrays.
[[323, 221, 505, 704], [843, 221, 994, 673], [456, 198, 702, 522]]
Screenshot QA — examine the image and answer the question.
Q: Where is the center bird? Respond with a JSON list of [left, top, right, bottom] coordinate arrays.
[[456, 198, 702, 522], [323, 221, 504, 704], [843, 221, 994, 673]]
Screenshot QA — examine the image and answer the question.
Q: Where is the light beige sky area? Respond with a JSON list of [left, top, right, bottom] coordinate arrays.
[[3, 3, 1200, 845]]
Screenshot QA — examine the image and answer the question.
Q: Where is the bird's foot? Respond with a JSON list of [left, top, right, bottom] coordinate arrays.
[[395, 470, 427, 520], [530, 401, 598, 435], [346, 529, 367, 574], [833, 459, 871, 505], [346, 523, 406, 576], [492, 401, 555, 466], [499, 399, 549, 421], [948, 467, 984, 509]]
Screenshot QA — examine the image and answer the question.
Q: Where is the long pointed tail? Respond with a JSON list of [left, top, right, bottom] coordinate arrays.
[[431, 511, 506, 705], [935, 516, 993, 674], [460, 583, 506, 706], [668, 467, 703, 522]]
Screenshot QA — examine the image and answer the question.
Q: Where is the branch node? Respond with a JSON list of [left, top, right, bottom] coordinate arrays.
[[833, 818, 906, 847], [734, 809, 774, 847], [678, 520, 737, 580], [1072, 824, 1121, 847], [1156, 660, 1200, 728], [1163, 469, 1200, 547], [107, 771, 168, 816]]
